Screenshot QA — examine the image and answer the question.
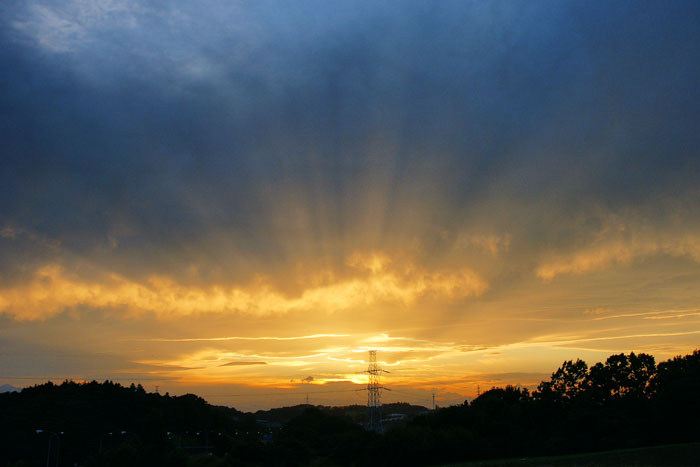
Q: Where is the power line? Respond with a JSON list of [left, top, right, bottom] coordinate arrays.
[[383, 387, 423, 397], [0, 376, 169, 382], [2, 375, 465, 406], [201, 388, 364, 398]]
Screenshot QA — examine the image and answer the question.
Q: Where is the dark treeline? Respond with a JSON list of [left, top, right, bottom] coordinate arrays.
[[0, 381, 254, 466], [3, 349, 700, 466], [386, 349, 700, 465]]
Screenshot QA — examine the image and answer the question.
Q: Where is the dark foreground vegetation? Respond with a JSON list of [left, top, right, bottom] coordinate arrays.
[[3, 349, 700, 466], [454, 442, 700, 466]]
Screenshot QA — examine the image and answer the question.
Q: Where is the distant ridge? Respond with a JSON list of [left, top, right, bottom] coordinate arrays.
[[0, 384, 19, 393]]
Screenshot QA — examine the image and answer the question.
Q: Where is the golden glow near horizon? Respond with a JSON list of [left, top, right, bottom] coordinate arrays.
[[3, 229, 700, 410]]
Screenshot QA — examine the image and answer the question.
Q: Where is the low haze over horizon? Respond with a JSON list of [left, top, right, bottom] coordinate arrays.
[[2, 1, 700, 411]]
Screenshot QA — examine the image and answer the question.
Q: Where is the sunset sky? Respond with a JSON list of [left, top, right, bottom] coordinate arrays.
[[2, 1, 700, 411]]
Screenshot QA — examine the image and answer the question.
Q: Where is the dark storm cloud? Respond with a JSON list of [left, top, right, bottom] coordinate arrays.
[[1, 0, 699, 283]]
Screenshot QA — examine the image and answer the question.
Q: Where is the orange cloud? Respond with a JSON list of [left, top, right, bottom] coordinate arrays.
[[0, 253, 487, 320], [536, 234, 700, 281]]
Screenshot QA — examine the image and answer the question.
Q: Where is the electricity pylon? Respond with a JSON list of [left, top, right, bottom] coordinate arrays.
[[366, 350, 389, 433]]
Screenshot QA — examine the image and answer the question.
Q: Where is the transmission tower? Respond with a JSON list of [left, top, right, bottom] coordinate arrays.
[[366, 350, 388, 433]]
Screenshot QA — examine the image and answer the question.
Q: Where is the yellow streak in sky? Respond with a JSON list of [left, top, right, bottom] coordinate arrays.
[[536, 234, 700, 280], [0, 257, 487, 320], [138, 334, 350, 342]]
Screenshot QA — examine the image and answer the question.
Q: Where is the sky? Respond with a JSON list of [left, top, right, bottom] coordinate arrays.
[[1, 0, 700, 411]]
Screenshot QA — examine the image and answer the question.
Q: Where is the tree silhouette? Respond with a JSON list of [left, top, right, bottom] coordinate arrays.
[[537, 359, 588, 401], [3, 350, 700, 466], [586, 352, 655, 402]]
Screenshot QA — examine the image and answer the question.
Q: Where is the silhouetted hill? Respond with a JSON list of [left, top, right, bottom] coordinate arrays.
[[254, 402, 427, 425], [0, 380, 252, 466], [3, 349, 700, 466], [0, 383, 19, 393]]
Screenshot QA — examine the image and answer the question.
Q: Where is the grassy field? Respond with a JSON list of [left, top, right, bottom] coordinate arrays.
[[448, 442, 700, 466]]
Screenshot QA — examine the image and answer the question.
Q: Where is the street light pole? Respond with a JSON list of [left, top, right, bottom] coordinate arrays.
[[36, 430, 62, 467], [99, 432, 113, 453], [42, 431, 51, 467]]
